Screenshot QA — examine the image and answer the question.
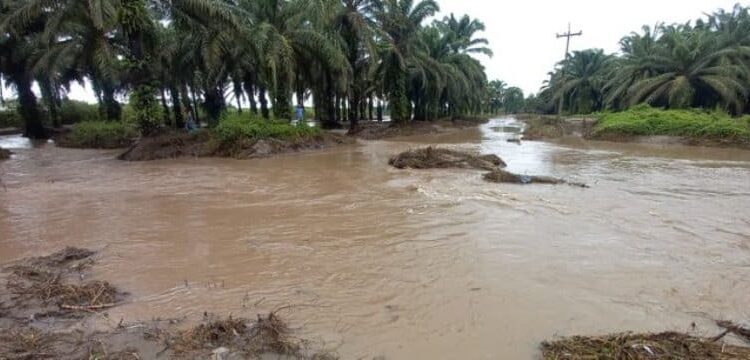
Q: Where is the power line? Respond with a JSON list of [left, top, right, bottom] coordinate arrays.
[[556, 23, 582, 116]]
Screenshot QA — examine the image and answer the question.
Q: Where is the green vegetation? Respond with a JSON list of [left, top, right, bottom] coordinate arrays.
[[213, 113, 321, 146], [59, 101, 101, 124], [0, 100, 100, 129], [0, 0, 493, 139], [484, 80, 526, 115], [0, 109, 21, 128], [592, 106, 750, 143], [58, 122, 139, 149]]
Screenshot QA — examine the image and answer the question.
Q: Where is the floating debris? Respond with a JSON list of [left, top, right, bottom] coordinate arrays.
[[389, 147, 506, 171]]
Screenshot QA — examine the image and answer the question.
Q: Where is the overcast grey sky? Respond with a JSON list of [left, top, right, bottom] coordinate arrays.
[[4, 0, 744, 103], [435, 0, 742, 95]]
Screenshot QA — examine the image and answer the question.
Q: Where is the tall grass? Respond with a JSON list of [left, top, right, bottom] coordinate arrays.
[[213, 113, 321, 144], [59, 121, 138, 149], [592, 105, 750, 143]]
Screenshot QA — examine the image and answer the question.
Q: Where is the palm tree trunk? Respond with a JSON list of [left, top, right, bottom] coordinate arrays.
[[368, 95, 374, 121], [243, 75, 258, 114], [179, 82, 192, 120], [170, 85, 184, 129], [274, 77, 291, 120], [377, 99, 383, 122], [39, 79, 61, 128], [101, 83, 121, 121], [160, 87, 171, 126], [14, 74, 45, 139], [203, 86, 225, 126], [258, 87, 270, 119], [190, 84, 201, 128], [0, 75, 5, 106], [348, 94, 359, 131], [390, 72, 410, 124]]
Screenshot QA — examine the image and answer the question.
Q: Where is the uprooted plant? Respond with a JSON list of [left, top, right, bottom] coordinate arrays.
[[3, 247, 124, 313]]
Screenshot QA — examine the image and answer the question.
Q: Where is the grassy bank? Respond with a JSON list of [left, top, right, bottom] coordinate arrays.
[[213, 113, 320, 144], [119, 114, 348, 161], [591, 106, 750, 145], [57, 121, 139, 149]]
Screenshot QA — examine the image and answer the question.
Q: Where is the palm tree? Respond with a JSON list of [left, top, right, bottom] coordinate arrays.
[[626, 26, 749, 112], [502, 87, 524, 114], [604, 25, 661, 110], [240, 0, 348, 121], [485, 80, 506, 114], [333, 0, 377, 130], [371, 0, 439, 124], [0, 0, 47, 138], [549, 49, 613, 114], [436, 13, 493, 57]]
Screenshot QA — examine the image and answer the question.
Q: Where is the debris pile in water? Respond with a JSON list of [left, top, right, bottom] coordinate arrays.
[[4, 247, 124, 314], [165, 313, 335, 358], [390, 147, 587, 187], [389, 147, 506, 171], [541, 331, 750, 360], [483, 169, 588, 187], [0, 147, 10, 160], [0, 248, 338, 359]]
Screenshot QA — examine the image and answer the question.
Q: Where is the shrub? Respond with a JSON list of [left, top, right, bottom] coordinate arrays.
[[0, 110, 21, 128], [125, 86, 162, 135], [213, 113, 321, 144], [593, 105, 750, 143], [59, 100, 101, 124], [58, 121, 138, 149]]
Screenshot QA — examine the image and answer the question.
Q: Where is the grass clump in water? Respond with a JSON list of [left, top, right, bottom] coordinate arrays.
[[541, 331, 750, 360], [169, 313, 337, 359], [213, 113, 321, 145], [58, 121, 139, 149], [592, 105, 750, 143]]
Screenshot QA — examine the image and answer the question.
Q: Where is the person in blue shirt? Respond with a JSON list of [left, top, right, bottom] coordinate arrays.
[[295, 104, 305, 122], [185, 109, 197, 132]]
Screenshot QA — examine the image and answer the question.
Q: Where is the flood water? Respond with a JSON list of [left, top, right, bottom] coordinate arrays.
[[1, 117, 750, 359]]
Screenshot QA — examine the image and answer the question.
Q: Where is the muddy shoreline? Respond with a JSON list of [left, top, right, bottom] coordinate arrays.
[[518, 114, 750, 149], [351, 118, 489, 140], [0, 248, 337, 359], [118, 130, 355, 161], [3, 248, 748, 359]]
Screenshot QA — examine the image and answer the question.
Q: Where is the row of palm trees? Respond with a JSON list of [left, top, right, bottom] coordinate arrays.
[[538, 4, 750, 116], [484, 80, 524, 114], [0, 0, 493, 139]]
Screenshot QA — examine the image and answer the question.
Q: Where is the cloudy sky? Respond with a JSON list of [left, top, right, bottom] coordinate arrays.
[[3, 0, 743, 103], [436, 0, 741, 95]]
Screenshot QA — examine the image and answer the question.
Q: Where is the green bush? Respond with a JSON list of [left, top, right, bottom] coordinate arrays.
[[593, 105, 750, 143], [59, 100, 101, 124], [58, 121, 138, 149], [0, 110, 21, 128], [213, 113, 321, 144]]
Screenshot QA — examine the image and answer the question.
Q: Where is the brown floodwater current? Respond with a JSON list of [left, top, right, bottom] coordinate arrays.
[[1, 118, 750, 359]]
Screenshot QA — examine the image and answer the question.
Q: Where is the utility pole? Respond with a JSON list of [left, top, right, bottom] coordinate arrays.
[[556, 23, 582, 116]]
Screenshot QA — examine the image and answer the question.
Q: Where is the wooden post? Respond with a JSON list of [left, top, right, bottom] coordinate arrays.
[[556, 23, 582, 117]]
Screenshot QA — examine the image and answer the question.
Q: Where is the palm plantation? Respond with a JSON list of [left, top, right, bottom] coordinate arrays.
[[0, 0, 496, 138], [536, 4, 750, 116]]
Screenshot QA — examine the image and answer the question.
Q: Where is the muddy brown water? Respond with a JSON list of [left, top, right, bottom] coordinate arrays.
[[1, 118, 750, 359]]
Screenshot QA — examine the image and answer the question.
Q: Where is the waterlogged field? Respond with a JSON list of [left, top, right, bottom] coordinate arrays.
[[1, 118, 750, 358]]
